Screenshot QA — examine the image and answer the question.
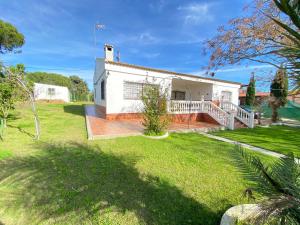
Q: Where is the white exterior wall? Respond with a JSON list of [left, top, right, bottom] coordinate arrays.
[[93, 58, 106, 107], [105, 63, 172, 114], [172, 79, 213, 101], [212, 83, 240, 105], [34, 83, 70, 102], [93, 58, 241, 114]]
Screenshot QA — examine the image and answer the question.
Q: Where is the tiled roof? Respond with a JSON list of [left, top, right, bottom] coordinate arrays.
[[105, 60, 242, 85], [239, 92, 270, 97]]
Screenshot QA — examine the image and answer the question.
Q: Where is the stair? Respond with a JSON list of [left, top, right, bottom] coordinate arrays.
[[234, 119, 247, 129], [220, 102, 254, 128]]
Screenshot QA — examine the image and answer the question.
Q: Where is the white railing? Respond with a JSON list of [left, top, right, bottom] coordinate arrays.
[[220, 101, 254, 128], [169, 100, 234, 130]]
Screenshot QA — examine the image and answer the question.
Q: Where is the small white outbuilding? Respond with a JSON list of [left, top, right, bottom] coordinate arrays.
[[33, 83, 70, 102]]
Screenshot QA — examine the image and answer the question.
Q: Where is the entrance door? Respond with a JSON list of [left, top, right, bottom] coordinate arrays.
[[221, 91, 232, 102]]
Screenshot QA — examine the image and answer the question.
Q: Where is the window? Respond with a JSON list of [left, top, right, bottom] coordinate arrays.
[[123, 82, 158, 100], [101, 80, 105, 100], [221, 91, 232, 102], [171, 91, 186, 100], [48, 88, 55, 96]]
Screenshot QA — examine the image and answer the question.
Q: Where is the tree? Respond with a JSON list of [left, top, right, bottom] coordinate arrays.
[[204, 0, 299, 86], [232, 145, 300, 224], [269, 68, 288, 122], [0, 82, 15, 129], [0, 20, 24, 54], [26, 72, 72, 88], [0, 64, 26, 129], [245, 75, 256, 107], [272, 0, 300, 86], [141, 84, 169, 135], [0, 65, 41, 140], [69, 75, 89, 100]]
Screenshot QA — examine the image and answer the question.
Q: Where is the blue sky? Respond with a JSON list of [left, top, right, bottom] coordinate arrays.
[[0, 0, 274, 90]]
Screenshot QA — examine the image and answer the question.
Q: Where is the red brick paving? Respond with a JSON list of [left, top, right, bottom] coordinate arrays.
[[85, 105, 220, 139]]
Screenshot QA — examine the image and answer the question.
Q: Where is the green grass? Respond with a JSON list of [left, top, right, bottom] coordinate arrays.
[[212, 126, 300, 156], [0, 149, 12, 160], [0, 103, 274, 225]]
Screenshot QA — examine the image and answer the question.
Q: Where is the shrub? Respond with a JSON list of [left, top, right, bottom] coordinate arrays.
[[141, 84, 170, 135]]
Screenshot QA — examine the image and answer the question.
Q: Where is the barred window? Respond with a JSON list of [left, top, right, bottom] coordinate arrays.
[[123, 82, 158, 100], [48, 88, 55, 96]]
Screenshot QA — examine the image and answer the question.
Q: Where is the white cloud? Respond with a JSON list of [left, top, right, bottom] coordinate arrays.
[[178, 2, 214, 25], [213, 65, 274, 73], [149, 0, 168, 13], [138, 32, 160, 44]]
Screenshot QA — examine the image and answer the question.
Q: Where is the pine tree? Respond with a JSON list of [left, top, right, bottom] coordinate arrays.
[[269, 68, 288, 122], [245, 74, 256, 107]]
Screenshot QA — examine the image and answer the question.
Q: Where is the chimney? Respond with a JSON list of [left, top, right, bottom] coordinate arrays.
[[104, 44, 114, 61]]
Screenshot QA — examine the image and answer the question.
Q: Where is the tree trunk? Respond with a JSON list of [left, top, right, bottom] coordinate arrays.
[[271, 105, 279, 122], [3, 118, 6, 128], [257, 112, 261, 125]]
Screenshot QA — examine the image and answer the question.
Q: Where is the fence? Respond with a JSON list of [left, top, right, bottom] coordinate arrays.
[[262, 100, 300, 121], [70, 93, 94, 102]]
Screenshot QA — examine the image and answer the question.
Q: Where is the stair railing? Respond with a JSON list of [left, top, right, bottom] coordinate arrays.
[[169, 100, 234, 130], [220, 101, 254, 128]]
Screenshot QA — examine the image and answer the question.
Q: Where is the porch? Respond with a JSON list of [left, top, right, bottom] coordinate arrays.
[[168, 100, 255, 130], [171, 78, 214, 101], [85, 105, 222, 139]]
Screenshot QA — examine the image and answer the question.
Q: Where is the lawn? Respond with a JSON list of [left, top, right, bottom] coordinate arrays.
[[212, 125, 300, 156], [0, 103, 273, 225]]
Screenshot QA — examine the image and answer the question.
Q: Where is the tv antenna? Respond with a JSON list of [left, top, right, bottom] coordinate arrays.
[[94, 23, 105, 59]]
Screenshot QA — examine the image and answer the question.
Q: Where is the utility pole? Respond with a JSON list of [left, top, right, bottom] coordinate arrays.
[[94, 23, 105, 59]]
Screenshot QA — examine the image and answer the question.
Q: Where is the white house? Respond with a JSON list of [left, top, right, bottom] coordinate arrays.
[[34, 83, 70, 102], [93, 44, 254, 129]]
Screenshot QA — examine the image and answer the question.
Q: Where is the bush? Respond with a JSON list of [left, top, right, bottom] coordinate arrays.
[[141, 84, 169, 135]]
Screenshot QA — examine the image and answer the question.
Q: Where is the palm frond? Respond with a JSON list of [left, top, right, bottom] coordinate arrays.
[[231, 145, 282, 196], [248, 195, 300, 225], [270, 153, 300, 196], [232, 145, 300, 224]]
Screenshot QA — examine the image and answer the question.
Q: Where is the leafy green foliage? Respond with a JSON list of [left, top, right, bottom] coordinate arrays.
[[0, 20, 24, 54], [0, 82, 15, 128], [232, 145, 300, 224], [245, 75, 256, 107], [270, 68, 289, 122], [69, 75, 91, 101], [26, 72, 72, 89], [142, 85, 169, 135], [70, 75, 89, 94]]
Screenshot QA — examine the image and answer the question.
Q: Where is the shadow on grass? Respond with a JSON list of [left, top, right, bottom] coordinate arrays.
[[6, 113, 22, 122], [7, 125, 35, 138], [63, 104, 84, 117], [0, 142, 219, 225]]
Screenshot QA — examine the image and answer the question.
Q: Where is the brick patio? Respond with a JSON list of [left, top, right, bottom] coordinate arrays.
[[85, 105, 222, 139]]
